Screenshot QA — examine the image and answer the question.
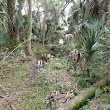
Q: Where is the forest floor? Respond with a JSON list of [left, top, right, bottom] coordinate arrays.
[[0, 51, 110, 110]]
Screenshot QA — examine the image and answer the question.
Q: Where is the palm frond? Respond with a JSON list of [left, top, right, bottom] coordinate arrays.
[[80, 29, 103, 63]]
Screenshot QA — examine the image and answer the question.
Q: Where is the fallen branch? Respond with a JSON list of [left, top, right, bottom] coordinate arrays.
[[11, 104, 17, 110]]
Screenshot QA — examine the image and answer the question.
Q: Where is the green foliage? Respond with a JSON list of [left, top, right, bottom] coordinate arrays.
[[84, 20, 103, 30], [63, 43, 76, 53], [74, 62, 103, 89], [0, 105, 4, 110], [103, 86, 110, 93], [46, 18, 53, 28], [48, 44, 63, 56], [0, 1, 7, 17], [4, 64, 31, 87], [14, 13, 22, 27], [47, 57, 68, 69], [75, 76, 91, 89], [80, 29, 103, 63], [32, 23, 41, 42], [0, 32, 7, 45], [22, 17, 29, 28], [103, 104, 110, 110], [18, 58, 71, 109], [48, 43, 57, 49], [101, 34, 110, 62], [79, 105, 89, 110], [101, 93, 110, 109], [95, 87, 102, 99], [48, 42, 76, 57], [34, 44, 49, 58], [7, 39, 19, 52], [68, 0, 80, 33], [101, 93, 110, 103]]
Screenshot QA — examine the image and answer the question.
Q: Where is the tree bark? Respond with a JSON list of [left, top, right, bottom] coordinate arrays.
[[42, 0, 47, 45], [102, 0, 109, 24], [7, 0, 17, 50], [17, 0, 24, 42], [25, 0, 32, 55], [85, 0, 90, 19], [58, 79, 109, 110]]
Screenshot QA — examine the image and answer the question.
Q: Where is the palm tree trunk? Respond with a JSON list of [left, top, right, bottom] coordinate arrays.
[[25, 0, 32, 55], [7, 0, 17, 50], [58, 79, 109, 110]]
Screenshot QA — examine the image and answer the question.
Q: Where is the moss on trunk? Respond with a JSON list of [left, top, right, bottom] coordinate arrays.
[[58, 79, 108, 110]]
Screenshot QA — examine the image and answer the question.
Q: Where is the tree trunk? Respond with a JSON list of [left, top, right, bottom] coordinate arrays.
[[17, 0, 24, 42], [7, 0, 17, 51], [25, 0, 32, 55], [85, 0, 90, 19], [36, 0, 42, 29], [103, 0, 109, 24], [58, 79, 109, 110], [42, 0, 47, 45]]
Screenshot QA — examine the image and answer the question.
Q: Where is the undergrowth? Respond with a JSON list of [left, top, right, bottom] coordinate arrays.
[[0, 56, 75, 110]]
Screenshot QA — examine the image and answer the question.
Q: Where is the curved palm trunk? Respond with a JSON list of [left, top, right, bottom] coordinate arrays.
[[58, 79, 109, 110], [25, 0, 32, 55]]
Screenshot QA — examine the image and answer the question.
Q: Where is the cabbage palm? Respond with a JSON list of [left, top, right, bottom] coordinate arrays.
[[100, 32, 110, 63], [80, 29, 103, 64]]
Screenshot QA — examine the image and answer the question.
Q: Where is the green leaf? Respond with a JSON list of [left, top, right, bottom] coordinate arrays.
[[103, 86, 110, 93], [95, 87, 102, 99], [103, 104, 110, 110], [92, 42, 102, 51]]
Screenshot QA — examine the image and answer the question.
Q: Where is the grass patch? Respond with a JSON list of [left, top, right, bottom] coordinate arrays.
[[16, 58, 73, 110], [0, 105, 4, 110], [1, 64, 31, 93], [0, 57, 75, 110]]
